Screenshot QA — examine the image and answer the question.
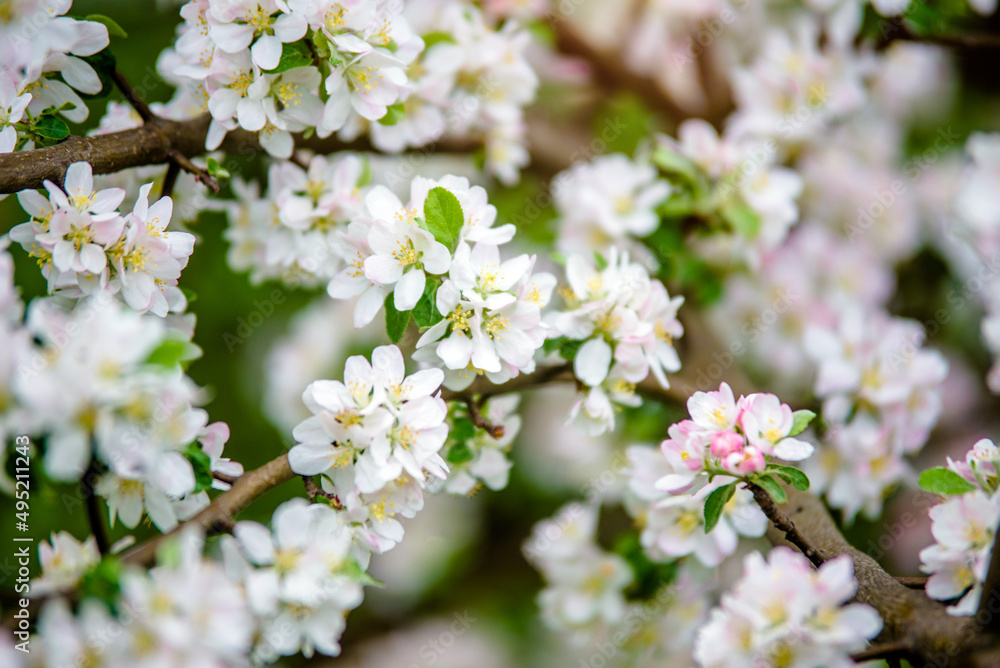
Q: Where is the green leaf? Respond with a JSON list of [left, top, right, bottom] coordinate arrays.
[[422, 31, 455, 49], [450, 416, 476, 444], [446, 441, 474, 464], [206, 157, 230, 180], [78, 557, 122, 610], [341, 558, 384, 587], [423, 187, 465, 252], [377, 101, 405, 126], [384, 294, 410, 344], [262, 41, 313, 75], [788, 409, 817, 437], [145, 339, 188, 368], [652, 146, 703, 189], [357, 156, 372, 187], [85, 14, 128, 38], [720, 202, 762, 239], [412, 279, 442, 328], [770, 465, 810, 492], [557, 338, 584, 361], [593, 250, 608, 271], [703, 482, 737, 533], [919, 467, 976, 496], [542, 336, 566, 356], [183, 443, 214, 493], [756, 474, 788, 504], [32, 115, 70, 142]]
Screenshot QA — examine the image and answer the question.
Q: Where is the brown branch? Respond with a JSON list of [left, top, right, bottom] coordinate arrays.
[[167, 147, 219, 193], [766, 488, 1000, 667], [464, 398, 505, 439], [976, 527, 1000, 636], [120, 454, 296, 567], [108, 67, 155, 123], [0, 112, 477, 196], [302, 474, 343, 508], [850, 639, 910, 664], [82, 461, 109, 556], [160, 159, 180, 199], [894, 576, 927, 590], [875, 18, 1000, 51], [211, 470, 240, 486], [745, 480, 826, 568]]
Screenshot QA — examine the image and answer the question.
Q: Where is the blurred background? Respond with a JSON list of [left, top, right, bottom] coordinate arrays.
[[5, 0, 1000, 666]]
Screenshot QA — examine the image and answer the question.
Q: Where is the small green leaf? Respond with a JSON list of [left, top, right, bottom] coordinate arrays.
[[377, 101, 405, 126], [557, 338, 584, 361], [384, 294, 410, 344], [788, 409, 816, 437], [412, 279, 442, 328], [85, 14, 128, 38], [756, 474, 788, 504], [446, 441, 474, 464], [422, 31, 455, 49], [450, 416, 476, 444], [183, 443, 214, 492], [341, 558, 384, 587], [262, 41, 313, 74], [357, 156, 372, 187], [78, 557, 122, 610], [770, 465, 810, 492], [32, 115, 70, 142], [542, 336, 566, 356], [652, 146, 702, 187], [145, 339, 189, 368], [919, 467, 976, 496], [720, 202, 762, 239], [593, 251, 608, 271], [423, 187, 465, 252], [704, 482, 737, 533], [206, 157, 230, 180]]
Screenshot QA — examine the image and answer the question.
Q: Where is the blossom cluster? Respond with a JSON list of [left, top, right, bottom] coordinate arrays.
[[803, 307, 949, 521], [161, 0, 536, 179], [225, 152, 368, 286], [0, 227, 237, 533], [287, 345, 445, 553], [919, 438, 1000, 615], [10, 162, 195, 316], [0, 0, 111, 153], [547, 247, 684, 436], [693, 547, 882, 668], [522, 503, 635, 642], [952, 133, 1000, 394]]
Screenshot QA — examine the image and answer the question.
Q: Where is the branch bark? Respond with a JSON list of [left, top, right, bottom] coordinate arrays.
[[766, 487, 1000, 666]]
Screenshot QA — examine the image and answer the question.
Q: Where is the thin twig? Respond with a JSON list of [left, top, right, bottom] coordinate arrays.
[[166, 148, 220, 193], [212, 470, 240, 486], [302, 475, 343, 509], [976, 528, 1000, 635], [108, 67, 156, 123], [745, 481, 826, 567], [894, 576, 927, 589], [850, 639, 911, 663], [161, 160, 181, 199], [875, 18, 1000, 51], [465, 398, 505, 439], [82, 461, 110, 556]]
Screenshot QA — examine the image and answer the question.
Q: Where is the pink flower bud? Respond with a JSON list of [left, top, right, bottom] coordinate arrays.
[[722, 445, 766, 475], [711, 430, 745, 458]]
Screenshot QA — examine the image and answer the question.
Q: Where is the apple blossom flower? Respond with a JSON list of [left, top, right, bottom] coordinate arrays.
[[694, 548, 882, 667], [32, 531, 100, 596]]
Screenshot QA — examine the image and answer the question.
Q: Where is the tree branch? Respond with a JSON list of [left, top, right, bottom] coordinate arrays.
[[82, 461, 109, 556], [766, 488, 1000, 667], [875, 18, 1000, 51], [108, 67, 155, 123], [120, 454, 296, 567], [850, 639, 909, 664], [976, 527, 1000, 636], [745, 480, 826, 567]]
